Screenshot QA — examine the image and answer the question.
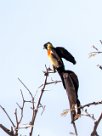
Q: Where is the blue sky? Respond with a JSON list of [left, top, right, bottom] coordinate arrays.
[[0, 0, 102, 136]]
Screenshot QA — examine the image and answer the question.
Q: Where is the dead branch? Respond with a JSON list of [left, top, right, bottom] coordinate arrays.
[[38, 80, 61, 88], [91, 113, 102, 136], [18, 78, 33, 98], [0, 66, 51, 135], [80, 100, 102, 109], [0, 124, 14, 136], [89, 41, 102, 70], [17, 65, 56, 136], [82, 109, 96, 121], [97, 64, 102, 70], [0, 105, 15, 128], [89, 40, 102, 58], [72, 122, 78, 136]]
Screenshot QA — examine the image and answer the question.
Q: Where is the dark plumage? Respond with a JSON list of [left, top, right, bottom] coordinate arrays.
[[43, 42, 76, 71], [43, 42, 81, 121], [44, 42, 76, 89]]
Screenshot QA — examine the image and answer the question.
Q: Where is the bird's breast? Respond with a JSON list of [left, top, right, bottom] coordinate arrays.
[[47, 50, 52, 56], [47, 50, 62, 68]]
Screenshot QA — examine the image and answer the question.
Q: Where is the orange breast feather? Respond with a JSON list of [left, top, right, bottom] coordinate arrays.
[[47, 50, 52, 56]]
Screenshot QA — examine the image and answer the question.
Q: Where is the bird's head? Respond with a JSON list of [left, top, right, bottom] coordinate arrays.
[[43, 42, 54, 50]]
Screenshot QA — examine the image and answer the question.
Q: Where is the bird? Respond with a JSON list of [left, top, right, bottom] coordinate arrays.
[[43, 42, 81, 121], [43, 42, 76, 89]]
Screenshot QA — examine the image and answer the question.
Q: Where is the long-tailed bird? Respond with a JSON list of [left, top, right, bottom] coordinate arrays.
[[43, 42, 81, 121]]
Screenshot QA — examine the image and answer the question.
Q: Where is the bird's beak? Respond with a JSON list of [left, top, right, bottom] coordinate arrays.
[[43, 44, 47, 49]]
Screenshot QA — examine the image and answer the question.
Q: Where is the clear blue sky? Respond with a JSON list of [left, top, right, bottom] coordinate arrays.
[[0, 0, 102, 136]]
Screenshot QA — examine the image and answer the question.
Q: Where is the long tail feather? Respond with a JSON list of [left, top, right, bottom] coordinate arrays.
[[58, 71, 81, 122]]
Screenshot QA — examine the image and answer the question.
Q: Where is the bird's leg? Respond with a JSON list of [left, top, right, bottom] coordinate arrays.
[[52, 66, 56, 72]]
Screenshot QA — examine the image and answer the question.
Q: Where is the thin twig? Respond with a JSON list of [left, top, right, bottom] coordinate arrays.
[[80, 101, 102, 109], [72, 122, 78, 136], [32, 66, 49, 124], [99, 40, 102, 45], [18, 78, 33, 98], [29, 65, 50, 136], [90, 51, 102, 54], [82, 109, 96, 121], [29, 97, 35, 136], [14, 108, 19, 135], [91, 113, 102, 136], [38, 80, 61, 88], [16, 90, 25, 124], [0, 105, 15, 127]]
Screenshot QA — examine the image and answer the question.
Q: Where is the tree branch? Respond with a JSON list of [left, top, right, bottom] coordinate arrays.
[[0, 124, 14, 136], [0, 105, 15, 127], [80, 100, 102, 109], [91, 113, 102, 136]]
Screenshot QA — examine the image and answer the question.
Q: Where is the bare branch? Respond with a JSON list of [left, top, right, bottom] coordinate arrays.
[[38, 80, 61, 88], [0, 105, 15, 127], [91, 113, 102, 136], [18, 78, 33, 98], [72, 122, 78, 136], [92, 45, 99, 51], [29, 66, 49, 136], [80, 100, 102, 109], [82, 109, 96, 121], [14, 109, 19, 135], [0, 124, 14, 136], [97, 64, 102, 70], [99, 40, 102, 45], [89, 42, 102, 58]]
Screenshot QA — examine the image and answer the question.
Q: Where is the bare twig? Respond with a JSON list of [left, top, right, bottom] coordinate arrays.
[[32, 66, 49, 123], [92, 45, 99, 51], [17, 79, 35, 135], [29, 65, 54, 135], [0, 124, 14, 136], [82, 109, 96, 121], [18, 78, 33, 98], [38, 80, 61, 88], [80, 100, 102, 109], [0, 105, 15, 128], [15, 89, 27, 132], [89, 42, 102, 58], [14, 109, 19, 135], [97, 64, 102, 70], [91, 113, 102, 136], [72, 122, 78, 136], [99, 40, 102, 45]]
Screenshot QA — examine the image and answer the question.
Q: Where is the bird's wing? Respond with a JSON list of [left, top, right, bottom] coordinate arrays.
[[50, 48, 63, 63], [50, 49, 60, 60], [55, 47, 76, 64]]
